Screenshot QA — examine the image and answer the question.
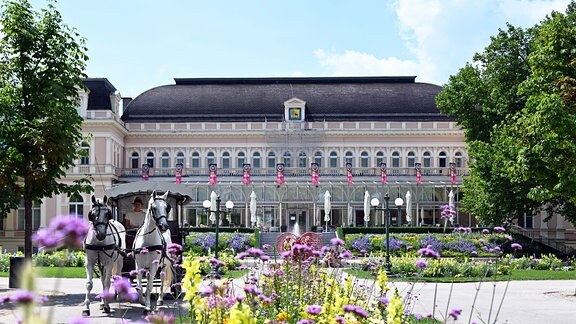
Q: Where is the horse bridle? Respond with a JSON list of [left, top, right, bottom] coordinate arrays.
[[89, 203, 112, 230]]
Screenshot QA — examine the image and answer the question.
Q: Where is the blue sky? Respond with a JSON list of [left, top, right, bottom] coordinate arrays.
[[31, 0, 571, 98]]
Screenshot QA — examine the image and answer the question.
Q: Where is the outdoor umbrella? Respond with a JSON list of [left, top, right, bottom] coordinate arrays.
[[363, 190, 371, 227], [448, 190, 455, 225], [405, 190, 412, 225], [209, 190, 217, 225], [250, 191, 257, 228], [324, 190, 331, 231]]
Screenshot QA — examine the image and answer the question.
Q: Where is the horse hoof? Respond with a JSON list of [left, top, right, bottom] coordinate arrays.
[[99, 304, 104, 310], [143, 309, 151, 316], [103, 305, 111, 313], [157, 299, 164, 306], [82, 310, 90, 317]]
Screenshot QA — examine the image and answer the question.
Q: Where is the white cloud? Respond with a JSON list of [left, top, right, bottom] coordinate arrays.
[[314, 0, 572, 85]]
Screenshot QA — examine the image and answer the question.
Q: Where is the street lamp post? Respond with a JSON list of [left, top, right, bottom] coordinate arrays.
[[202, 196, 234, 260], [371, 193, 392, 274], [395, 196, 404, 227]]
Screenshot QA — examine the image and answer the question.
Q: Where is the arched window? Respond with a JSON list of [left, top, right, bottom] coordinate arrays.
[[131, 152, 140, 169], [69, 194, 84, 218], [407, 151, 416, 168], [455, 151, 464, 167], [237, 152, 246, 168], [439, 151, 447, 168], [207, 152, 215, 166], [329, 151, 338, 168], [267, 152, 276, 168], [298, 151, 307, 168], [191, 152, 200, 168], [314, 151, 322, 167], [252, 152, 261, 168], [161, 152, 170, 168], [176, 152, 185, 166], [146, 152, 154, 168], [423, 151, 432, 168], [80, 143, 90, 165], [222, 152, 231, 169], [360, 151, 369, 168], [283, 151, 292, 167], [392, 151, 400, 168], [345, 151, 353, 166], [376, 151, 385, 167]]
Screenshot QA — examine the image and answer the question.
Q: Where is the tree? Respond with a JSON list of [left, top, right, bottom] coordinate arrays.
[[436, 2, 576, 226], [0, 0, 92, 260]]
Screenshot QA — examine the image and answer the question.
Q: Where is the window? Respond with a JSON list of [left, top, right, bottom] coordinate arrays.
[[161, 152, 170, 168], [283, 151, 292, 168], [314, 151, 322, 167], [191, 152, 200, 168], [69, 195, 84, 218], [345, 151, 353, 166], [407, 151, 416, 168], [18, 200, 41, 230], [423, 151, 431, 168], [176, 152, 185, 167], [207, 152, 215, 166], [439, 151, 447, 168], [267, 152, 276, 168], [222, 152, 230, 169], [360, 151, 369, 168], [237, 152, 246, 168], [80, 143, 90, 165], [392, 151, 400, 168], [298, 151, 307, 168], [252, 152, 261, 168], [131, 152, 140, 169], [146, 152, 154, 168], [455, 151, 463, 167], [329, 151, 338, 168], [376, 151, 385, 167]]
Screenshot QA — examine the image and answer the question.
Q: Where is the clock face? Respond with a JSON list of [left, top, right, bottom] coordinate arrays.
[[209, 164, 217, 172], [288, 107, 301, 121]]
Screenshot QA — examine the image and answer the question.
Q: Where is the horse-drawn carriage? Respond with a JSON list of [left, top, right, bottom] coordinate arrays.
[[82, 181, 190, 316]]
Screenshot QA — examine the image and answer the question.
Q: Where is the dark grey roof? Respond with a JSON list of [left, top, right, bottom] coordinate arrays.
[[122, 76, 450, 122], [82, 78, 117, 110]]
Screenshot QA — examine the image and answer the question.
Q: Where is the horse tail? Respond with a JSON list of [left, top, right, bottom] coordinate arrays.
[[162, 259, 174, 295]]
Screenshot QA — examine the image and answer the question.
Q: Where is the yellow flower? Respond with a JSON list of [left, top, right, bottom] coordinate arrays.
[[277, 311, 289, 321], [229, 302, 256, 324], [386, 290, 404, 324], [377, 268, 390, 292]]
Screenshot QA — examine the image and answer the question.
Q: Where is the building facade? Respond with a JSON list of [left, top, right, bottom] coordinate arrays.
[[1, 76, 573, 253]]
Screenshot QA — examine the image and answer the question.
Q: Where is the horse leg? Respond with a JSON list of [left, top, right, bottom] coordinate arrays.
[[83, 261, 94, 316], [143, 268, 153, 315], [100, 264, 111, 314], [157, 265, 166, 306]]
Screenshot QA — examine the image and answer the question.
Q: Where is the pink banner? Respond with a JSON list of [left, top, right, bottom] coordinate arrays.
[[416, 164, 422, 184], [311, 163, 319, 185], [142, 164, 150, 181], [242, 163, 252, 185], [380, 163, 387, 184], [209, 163, 217, 185], [276, 163, 285, 185], [175, 163, 183, 184], [346, 162, 353, 184], [450, 164, 457, 184]]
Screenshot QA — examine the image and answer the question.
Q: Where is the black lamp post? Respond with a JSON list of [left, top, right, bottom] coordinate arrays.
[[202, 196, 234, 260], [371, 193, 392, 274]]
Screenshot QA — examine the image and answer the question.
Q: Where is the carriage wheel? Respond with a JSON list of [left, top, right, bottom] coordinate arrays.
[[275, 233, 298, 254]]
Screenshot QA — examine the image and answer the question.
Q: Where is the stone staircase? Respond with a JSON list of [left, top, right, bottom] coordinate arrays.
[[259, 231, 338, 257]]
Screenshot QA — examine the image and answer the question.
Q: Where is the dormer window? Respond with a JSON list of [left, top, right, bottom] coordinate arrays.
[[284, 98, 306, 122]]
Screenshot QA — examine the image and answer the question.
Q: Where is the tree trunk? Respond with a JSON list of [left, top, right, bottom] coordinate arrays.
[[24, 174, 33, 261]]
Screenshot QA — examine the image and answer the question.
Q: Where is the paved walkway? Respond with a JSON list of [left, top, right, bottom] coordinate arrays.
[[0, 276, 575, 323]]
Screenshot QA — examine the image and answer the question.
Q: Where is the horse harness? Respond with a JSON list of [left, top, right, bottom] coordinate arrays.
[[85, 204, 124, 267]]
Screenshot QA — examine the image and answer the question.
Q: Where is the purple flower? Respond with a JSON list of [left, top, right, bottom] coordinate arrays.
[[246, 247, 265, 257], [449, 308, 462, 320], [417, 245, 440, 259], [227, 234, 251, 252], [342, 304, 368, 318], [339, 250, 353, 259], [167, 243, 182, 254], [262, 243, 271, 250], [306, 304, 322, 315], [511, 243, 523, 250], [11, 290, 35, 304], [415, 259, 428, 269], [33, 215, 89, 250], [297, 320, 314, 324], [482, 229, 490, 234], [379, 296, 389, 306], [68, 318, 90, 324], [493, 226, 506, 233], [113, 276, 138, 302], [330, 237, 345, 246], [0, 295, 10, 304], [145, 311, 175, 324], [350, 235, 372, 252], [335, 316, 345, 324]]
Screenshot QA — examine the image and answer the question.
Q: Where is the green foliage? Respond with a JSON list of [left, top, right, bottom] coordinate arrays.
[[436, 2, 576, 226], [0, 250, 85, 271], [0, 0, 92, 258]]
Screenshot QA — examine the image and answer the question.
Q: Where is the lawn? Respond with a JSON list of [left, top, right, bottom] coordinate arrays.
[[0, 267, 249, 279]]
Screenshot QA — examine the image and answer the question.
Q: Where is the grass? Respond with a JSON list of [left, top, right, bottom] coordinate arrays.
[[344, 268, 576, 282]]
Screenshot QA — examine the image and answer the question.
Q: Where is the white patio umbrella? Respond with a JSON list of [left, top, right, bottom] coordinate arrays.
[[324, 190, 331, 231], [347, 203, 353, 227], [363, 190, 371, 227], [448, 190, 455, 225], [250, 191, 257, 228], [209, 191, 217, 225], [405, 190, 412, 225]]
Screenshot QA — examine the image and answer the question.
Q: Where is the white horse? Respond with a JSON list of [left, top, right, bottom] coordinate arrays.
[[83, 195, 125, 316], [133, 190, 174, 315]]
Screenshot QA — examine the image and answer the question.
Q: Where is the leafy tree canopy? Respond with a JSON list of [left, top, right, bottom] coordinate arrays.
[[0, 0, 92, 259], [436, 1, 576, 226]]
